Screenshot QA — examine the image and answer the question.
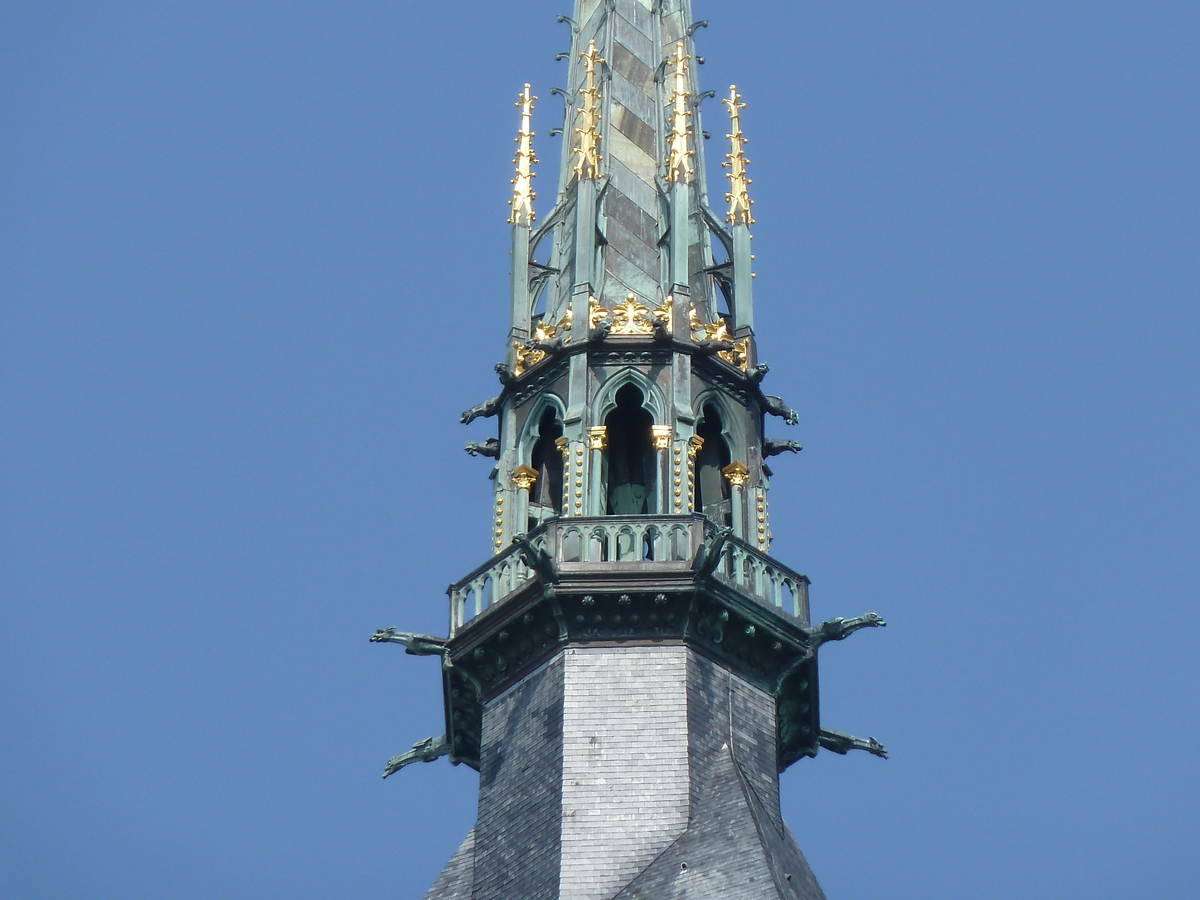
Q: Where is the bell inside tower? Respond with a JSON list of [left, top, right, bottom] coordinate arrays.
[[604, 384, 655, 515], [529, 407, 564, 524], [695, 402, 732, 525]]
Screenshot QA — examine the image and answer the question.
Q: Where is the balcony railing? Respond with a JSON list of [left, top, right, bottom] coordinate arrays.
[[447, 515, 809, 635]]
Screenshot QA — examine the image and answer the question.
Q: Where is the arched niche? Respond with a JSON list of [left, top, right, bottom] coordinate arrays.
[[694, 401, 733, 526], [603, 384, 656, 515], [519, 396, 565, 525]]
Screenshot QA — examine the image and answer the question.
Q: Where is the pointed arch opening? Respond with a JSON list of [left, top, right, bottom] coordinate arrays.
[[695, 402, 732, 526], [529, 406, 564, 526], [604, 384, 656, 515]]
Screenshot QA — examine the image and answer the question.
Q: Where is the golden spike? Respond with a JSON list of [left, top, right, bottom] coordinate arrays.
[[722, 85, 755, 226], [508, 83, 538, 226], [665, 41, 694, 184], [572, 40, 605, 181]]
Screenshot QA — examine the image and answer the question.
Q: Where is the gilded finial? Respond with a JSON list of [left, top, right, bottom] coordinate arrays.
[[573, 41, 604, 181], [508, 83, 538, 226], [665, 42, 694, 184], [722, 85, 754, 226]]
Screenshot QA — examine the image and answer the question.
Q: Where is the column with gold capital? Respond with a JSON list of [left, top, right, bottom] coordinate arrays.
[[652, 426, 673, 514], [586, 427, 607, 516], [511, 465, 538, 537], [722, 461, 749, 540]]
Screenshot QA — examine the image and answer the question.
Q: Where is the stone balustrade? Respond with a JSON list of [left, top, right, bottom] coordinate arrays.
[[448, 515, 809, 635]]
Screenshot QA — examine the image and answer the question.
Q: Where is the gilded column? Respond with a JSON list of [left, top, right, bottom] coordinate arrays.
[[587, 427, 607, 516], [722, 461, 749, 540], [652, 425, 673, 514], [685, 436, 704, 513], [753, 486, 771, 551], [511, 465, 538, 537]]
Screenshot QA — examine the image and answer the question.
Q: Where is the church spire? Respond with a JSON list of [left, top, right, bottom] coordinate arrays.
[[375, 6, 889, 900]]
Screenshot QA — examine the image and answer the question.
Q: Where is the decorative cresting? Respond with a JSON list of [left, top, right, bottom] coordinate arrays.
[[665, 41, 695, 184], [507, 84, 537, 226], [572, 40, 604, 181], [688, 303, 750, 371], [723, 85, 754, 226], [589, 293, 671, 336], [513, 309, 571, 377]]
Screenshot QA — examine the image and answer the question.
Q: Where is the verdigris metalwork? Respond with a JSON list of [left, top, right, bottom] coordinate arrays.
[[378, 3, 891, 898], [382, 734, 451, 779], [818, 728, 889, 759], [369, 628, 448, 656]]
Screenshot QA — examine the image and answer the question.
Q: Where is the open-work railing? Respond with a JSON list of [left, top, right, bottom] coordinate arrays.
[[447, 515, 809, 635]]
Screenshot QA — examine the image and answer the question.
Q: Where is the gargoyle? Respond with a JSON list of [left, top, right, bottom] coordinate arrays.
[[369, 628, 449, 656], [653, 315, 671, 344], [693, 337, 737, 355], [818, 728, 888, 759], [524, 333, 564, 355], [763, 438, 802, 457], [514, 536, 557, 583], [762, 395, 799, 426], [590, 314, 612, 343], [382, 734, 451, 779], [464, 438, 500, 458], [692, 525, 731, 580], [748, 363, 769, 384], [806, 612, 886, 650], [460, 395, 502, 425], [495, 362, 517, 387]]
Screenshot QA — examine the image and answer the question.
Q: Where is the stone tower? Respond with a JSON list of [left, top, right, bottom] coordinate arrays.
[[373, 2, 887, 898]]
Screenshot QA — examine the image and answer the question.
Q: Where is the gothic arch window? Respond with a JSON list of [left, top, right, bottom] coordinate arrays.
[[529, 407, 564, 523], [604, 384, 655, 515], [695, 402, 732, 526]]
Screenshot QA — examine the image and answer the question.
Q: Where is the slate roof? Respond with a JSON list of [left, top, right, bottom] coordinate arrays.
[[423, 747, 826, 900]]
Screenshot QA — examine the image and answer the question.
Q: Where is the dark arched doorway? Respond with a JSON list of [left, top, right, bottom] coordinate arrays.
[[529, 407, 564, 525], [604, 384, 655, 515], [694, 403, 731, 525]]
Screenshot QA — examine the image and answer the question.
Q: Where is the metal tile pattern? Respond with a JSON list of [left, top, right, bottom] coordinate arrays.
[[473, 655, 565, 900], [421, 829, 474, 900], [560, 645, 692, 900]]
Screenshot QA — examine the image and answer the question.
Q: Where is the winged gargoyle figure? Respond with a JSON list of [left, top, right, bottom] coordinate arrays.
[[692, 525, 732, 580], [763, 438, 802, 457], [460, 395, 502, 425], [464, 438, 500, 458], [818, 728, 888, 759], [805, 612, 886, 650], [514, 535, 557, 583], [762, 395, 799, 426], [369, 628, 448, 656], [382, 734, 451, 779]]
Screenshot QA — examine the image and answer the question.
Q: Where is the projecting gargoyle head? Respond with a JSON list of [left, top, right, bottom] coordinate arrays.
[[370, 627, 397, 642]]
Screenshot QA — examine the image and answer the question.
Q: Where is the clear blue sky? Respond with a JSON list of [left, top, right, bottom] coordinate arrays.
[[2, 2, 1197, 898]]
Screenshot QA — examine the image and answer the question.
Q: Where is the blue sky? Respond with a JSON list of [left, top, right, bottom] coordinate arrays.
[[2, 2, 1198, 898]]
